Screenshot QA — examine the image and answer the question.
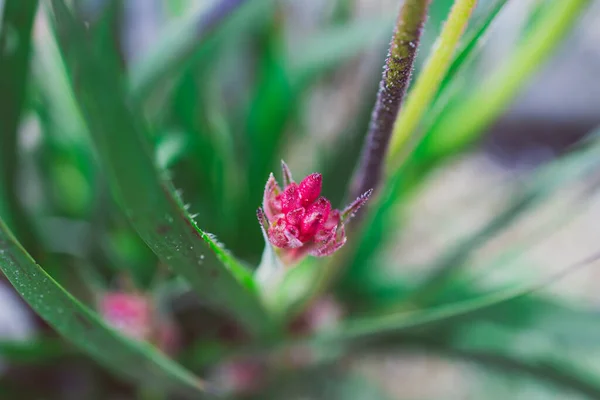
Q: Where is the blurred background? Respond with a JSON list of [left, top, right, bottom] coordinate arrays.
[[1, 0, 600, 398]]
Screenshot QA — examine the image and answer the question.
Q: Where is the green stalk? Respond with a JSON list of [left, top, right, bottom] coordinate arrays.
[[349, 0, 431, 200], [422, 0, 590, 158], [384, 0, 478, 174]]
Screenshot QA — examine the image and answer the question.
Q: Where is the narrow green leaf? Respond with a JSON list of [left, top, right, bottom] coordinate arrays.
[[49, 0, 270, 336], [288, 17, 394, 82], [129, 0, 272, 100], [342, 127, 600, 296], [0, 0, 39, 248], [0, 338, 71, 365], [405, 133, 600, 306], [321, 249, 600, 345], [416, 340, 600, 399], [421, 0, 590, 159], [0, 218, 206, 395], [436, 0, 509, 99], [384, 0, 478, 174]]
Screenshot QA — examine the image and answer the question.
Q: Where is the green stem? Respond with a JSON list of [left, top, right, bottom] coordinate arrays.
[[384, 0, 478, 174], [349, 0, 431, 200], [423, 0, 590, 159]]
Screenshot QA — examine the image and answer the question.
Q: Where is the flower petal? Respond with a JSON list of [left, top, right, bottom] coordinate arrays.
[[256, 208, 270, 232], [263, 173, 282, 220], [281, 160, 295, 187], [268, 217, 290, 248], [280, 183, 299, 213], [341, 189, 373, 223], [310, 232, 347, 257], [298, 173, 322, 206]]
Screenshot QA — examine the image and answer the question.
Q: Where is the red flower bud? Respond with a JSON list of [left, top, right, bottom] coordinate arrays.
[[258, 161, 372, 264]]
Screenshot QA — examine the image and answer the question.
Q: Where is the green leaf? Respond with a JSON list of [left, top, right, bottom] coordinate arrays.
[[288, 17, 394, 83], [318, 249, 600, 347], [421, 0, 590, 160], [405, 134, 600, 306], [128, 0, 273, 100], [384, 0, 478, 174], [0, 218, 206, 395], [49, 0, 270, 336], [0, 338, 71, 365], [410, 337, 600, 399], [342, 128, 600, 297], [435, 0, 509, 100], [0, 0, 39, 249]]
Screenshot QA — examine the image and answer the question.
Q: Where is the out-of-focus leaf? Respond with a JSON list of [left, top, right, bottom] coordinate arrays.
[[263, 367, 393, 400], [420, 0, 590, 160], [0, 338, 71, 364], [341, 129, 600, 297], [288, 17, 394, 83], [316, 248, 600, 349], [49, 0, 271, 337], [0, 0, 38, 247], [0, 218, 206, 395], [384, 0, 478, 173], [406, 336, 600, 399], [129, 0, 273, 100], [405, 134, 600, 306], [435, 0, 509, 101]]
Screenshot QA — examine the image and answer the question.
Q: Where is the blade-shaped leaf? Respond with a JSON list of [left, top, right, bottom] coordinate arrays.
[[405, 133, 600, 306], [49, 0, 270, 336], [408, 337, 600, 399], [342, 128, 600, 297], [317, 249, 600, 346], [0, 218, 206, 395], [288, 16, 394, 83], [436, 0, 509, 100], [0, 0, 39, 249], [421, 0, 591, 159], [128, 0, 272, 100]]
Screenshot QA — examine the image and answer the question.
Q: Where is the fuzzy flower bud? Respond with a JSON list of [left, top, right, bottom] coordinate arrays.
[[258, 161, 372, 264]]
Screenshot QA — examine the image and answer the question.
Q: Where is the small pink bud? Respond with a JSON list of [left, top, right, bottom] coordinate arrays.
[[99, 292, 180, 355], [100, 293, 152, 341], [258, 161, 372, 265]]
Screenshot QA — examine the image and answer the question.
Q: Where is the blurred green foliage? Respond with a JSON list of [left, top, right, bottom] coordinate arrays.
[[0, 0, 598, 399]]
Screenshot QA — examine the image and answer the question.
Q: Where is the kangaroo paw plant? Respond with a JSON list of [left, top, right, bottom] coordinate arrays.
[[0, 0, 598, 398], [259, 161, 371, 265]]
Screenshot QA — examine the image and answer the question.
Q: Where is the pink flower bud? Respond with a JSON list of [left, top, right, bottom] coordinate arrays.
[[99, 292, 180, 355], [258, 161, 372, 264], [100, 293, 152, 341]]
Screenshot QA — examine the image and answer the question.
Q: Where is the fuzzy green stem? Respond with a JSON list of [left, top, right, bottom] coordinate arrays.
[[422, 0, 590, 159], [349, 0, 431, 200], [384, 0, 478, 174]]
